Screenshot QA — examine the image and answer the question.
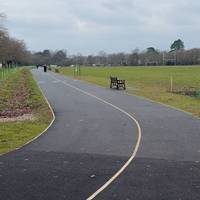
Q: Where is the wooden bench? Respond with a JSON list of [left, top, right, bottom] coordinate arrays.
[[110, 76, 126, 90]]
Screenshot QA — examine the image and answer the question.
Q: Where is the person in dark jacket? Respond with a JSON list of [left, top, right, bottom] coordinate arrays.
[[43, 65, 47, 72]]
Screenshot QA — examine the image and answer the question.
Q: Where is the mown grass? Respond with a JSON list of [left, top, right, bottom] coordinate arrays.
[[0, 68, 16, 81], [57, 66, 200, 117], [0, 69, 53, 154]]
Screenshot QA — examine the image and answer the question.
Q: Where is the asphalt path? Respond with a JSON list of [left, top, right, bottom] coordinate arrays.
[[0, 69, 200, 200]]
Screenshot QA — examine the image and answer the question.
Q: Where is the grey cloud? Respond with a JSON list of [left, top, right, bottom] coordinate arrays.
[[1, 0, 200, 54]]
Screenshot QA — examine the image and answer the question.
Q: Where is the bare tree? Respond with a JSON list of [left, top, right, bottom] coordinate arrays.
[[0, 13, 31, 66]]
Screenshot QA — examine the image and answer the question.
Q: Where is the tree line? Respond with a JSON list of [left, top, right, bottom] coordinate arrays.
[[33, 40, 200, 67], [0, 14, 31, 67], [1, 13, 200, 67]]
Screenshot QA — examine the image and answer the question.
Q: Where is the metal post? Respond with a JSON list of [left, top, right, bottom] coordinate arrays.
[[170, 76, 173, 92], [163, 52, 165, 66]]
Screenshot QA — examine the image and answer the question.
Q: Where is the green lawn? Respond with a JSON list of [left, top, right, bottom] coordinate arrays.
[[0, 68, 15, 81], [57, 66, 200, 117], [0, 69, 53, 154]]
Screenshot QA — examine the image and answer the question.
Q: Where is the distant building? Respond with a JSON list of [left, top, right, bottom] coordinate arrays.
[[50, 65, 58, 68]]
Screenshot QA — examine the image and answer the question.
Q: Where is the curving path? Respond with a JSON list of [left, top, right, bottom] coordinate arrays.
[[0, 69, 200, 200]]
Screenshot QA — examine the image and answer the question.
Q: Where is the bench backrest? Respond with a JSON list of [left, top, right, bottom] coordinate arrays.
[[110, 76, 118, 82]]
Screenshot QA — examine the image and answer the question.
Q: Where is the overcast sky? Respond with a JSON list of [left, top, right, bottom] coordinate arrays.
[[1, 0, 200, 55]]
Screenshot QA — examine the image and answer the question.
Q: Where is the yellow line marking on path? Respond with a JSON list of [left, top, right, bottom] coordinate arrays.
[[48, 73, 142, 200]]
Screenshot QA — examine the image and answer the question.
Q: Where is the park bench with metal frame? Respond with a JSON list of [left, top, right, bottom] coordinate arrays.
[[110, 76, 126, 90]]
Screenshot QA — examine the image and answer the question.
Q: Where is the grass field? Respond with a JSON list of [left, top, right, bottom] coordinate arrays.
[[0, 69, 53, 154], [0, 68, 15, 81], [57, 66, 200, 117]]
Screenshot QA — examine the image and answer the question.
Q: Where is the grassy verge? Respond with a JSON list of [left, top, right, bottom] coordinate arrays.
[[56, 66, 200, 117], [0, 69, 53, 154], [0, 68, 16, 81]]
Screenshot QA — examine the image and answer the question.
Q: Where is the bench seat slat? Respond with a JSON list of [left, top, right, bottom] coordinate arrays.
[[110, 76, 126, 90]]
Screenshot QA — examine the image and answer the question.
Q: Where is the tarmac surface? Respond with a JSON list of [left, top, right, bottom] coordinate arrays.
[[0, 69, 200, 200]]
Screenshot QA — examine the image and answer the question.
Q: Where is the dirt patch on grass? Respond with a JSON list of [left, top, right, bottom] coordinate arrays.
[[0, 70, 32, 119], [0, 114, 34, 122], [0, 69, 53, 154]]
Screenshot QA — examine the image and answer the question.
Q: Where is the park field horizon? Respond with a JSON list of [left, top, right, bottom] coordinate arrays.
[[55, 65, 200, 118]]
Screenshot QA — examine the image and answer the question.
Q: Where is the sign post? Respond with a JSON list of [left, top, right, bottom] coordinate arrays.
[[74, 65, 81, 77]]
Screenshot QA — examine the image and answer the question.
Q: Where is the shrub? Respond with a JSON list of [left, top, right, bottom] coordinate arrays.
[[55, 69, 59, 73]]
